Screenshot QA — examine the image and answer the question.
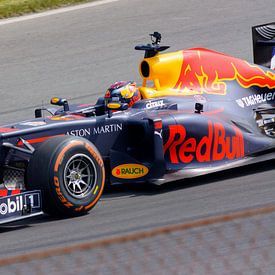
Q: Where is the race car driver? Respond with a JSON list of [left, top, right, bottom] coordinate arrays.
[[104, 81, 141, 108]]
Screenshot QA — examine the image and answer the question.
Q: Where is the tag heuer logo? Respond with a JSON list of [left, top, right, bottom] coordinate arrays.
[[236, 99, 245, 108]]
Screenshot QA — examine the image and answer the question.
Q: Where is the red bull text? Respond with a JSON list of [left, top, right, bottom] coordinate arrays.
[[164, 121, 244, 164]]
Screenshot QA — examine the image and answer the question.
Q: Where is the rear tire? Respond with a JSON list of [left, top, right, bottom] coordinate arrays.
[[27, 136, 105, 217]]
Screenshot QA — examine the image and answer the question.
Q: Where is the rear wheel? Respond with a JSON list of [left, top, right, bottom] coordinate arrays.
[[27, 136, 105, 217]]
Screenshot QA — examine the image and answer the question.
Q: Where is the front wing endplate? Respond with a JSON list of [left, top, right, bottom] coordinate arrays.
[[0, 190, 42, 225]]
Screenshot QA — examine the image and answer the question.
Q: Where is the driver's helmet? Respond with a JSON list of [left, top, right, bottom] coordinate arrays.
[[104, 81, 141, 107]]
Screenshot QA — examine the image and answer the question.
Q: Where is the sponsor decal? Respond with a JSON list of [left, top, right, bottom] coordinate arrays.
[[54, 176, 73, 208], [236, 91, 275, 108], [146, 100, 165, 109], [0, 191, 41, 219], [66, 123, 123, 137], [112, 164, 149, 179], [20, 121, 47, 126], [236, 99, 245, 108], [0, 196, 23, 216], [154, 120, 163, 138], [174, 49, 275, 95], [85, 143, 104, 167], [67, 128, 91, 137], [94, 123, 123, 134], [164, 121, 244, 164], [154, 130, 163, 139]]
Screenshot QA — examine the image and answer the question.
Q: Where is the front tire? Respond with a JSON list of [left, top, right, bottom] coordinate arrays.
[[27, 136, 105, 217]]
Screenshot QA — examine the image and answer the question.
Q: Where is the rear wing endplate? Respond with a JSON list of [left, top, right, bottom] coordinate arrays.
[[252, 22, 275, 69]]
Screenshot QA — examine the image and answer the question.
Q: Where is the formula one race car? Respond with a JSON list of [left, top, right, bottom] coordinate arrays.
[[0, 23, 274, 224]]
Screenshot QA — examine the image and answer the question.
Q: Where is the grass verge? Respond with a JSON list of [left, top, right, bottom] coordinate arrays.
[[0, 0, 92, 19]]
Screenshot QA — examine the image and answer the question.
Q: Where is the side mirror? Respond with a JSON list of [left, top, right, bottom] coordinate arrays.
[[35, 108, 42, 118], [107, 102, 128, 111], [50, 97, 69, 112]]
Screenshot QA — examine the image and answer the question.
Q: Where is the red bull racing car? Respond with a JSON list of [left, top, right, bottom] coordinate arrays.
[[0, 23, 274, 224]]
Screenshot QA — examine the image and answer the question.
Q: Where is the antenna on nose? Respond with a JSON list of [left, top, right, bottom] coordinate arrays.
[[135, 32, 170, 58]]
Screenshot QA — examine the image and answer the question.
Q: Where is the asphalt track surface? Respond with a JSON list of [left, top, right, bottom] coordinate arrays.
[[0, 0, 274, 259]]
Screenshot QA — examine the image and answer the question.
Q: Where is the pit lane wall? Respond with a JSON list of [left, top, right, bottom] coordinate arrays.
[[0, 204, 274, 274]]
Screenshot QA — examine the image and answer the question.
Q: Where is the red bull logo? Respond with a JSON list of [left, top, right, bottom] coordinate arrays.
[[174, 48, 275, 95], [164, 121, 244, 164]]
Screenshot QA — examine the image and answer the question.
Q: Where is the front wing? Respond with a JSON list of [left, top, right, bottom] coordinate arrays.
[[0, 190, 42, 225]]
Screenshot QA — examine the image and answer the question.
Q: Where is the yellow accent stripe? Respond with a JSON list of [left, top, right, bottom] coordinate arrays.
[[93, 185, 99, 195]]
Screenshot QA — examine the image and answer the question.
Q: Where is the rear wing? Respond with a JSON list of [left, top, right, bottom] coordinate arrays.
[[252, 22, 275, 69]]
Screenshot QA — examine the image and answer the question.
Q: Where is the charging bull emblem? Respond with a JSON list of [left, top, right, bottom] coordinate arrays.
[[174, 49, 275, 95]]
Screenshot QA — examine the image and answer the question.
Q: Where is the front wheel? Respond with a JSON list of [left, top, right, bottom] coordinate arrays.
[[27, 136, 105, 217]]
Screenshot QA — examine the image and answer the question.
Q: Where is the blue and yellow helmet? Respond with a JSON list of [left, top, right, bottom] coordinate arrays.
[[104, 81, 141, 107]]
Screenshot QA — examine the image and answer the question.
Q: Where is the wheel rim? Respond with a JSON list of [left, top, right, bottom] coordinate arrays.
[[64, 154, 97, 199]]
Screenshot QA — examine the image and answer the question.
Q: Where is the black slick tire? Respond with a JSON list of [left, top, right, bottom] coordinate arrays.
[[27, 136, 105, 217]]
